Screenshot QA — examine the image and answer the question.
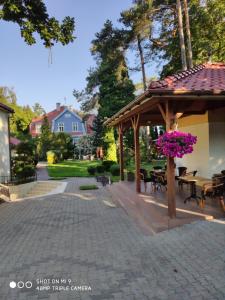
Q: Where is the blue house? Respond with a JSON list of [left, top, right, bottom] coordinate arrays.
[[30, 103, 88, 143]]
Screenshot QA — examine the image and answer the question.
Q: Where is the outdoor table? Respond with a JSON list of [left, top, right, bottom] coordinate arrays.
[[178, 175, 212, 205]]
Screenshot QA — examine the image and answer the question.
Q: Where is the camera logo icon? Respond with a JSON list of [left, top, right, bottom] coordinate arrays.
[[9, 281, 32, 289]]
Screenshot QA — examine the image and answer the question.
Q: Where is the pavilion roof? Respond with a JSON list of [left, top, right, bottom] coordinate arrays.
[[105, 62, 225, 127], [148, 62, 225, 94]]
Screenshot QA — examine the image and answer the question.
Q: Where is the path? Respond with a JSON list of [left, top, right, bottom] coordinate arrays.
[[36, 162, 50, 181], [0, 179, 224, 299]]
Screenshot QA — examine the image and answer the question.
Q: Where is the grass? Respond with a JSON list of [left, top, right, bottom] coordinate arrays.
[[47, 160, 101, 178], [47, 159, 166, 182], [79, 185, 99, 190]]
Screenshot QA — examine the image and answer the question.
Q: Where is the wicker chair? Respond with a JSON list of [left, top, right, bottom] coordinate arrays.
[[201, 175, 225, 211]]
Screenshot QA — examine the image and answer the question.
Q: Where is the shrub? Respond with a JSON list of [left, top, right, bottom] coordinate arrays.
[[102, 160, 116, 171], [110, 164, 120, 176], [47, 151, 58, 164], [87, 166, 96, 175], [103, 128, 117, 162], [16, 165, 36, 179], [127, 171, 135, 182], [96, 165, 105, 174], [79, 185, 99, 190]]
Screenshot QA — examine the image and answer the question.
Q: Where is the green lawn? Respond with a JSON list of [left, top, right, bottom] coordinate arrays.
[[47, 160, 102, 178], [47, 159, 166, 183]]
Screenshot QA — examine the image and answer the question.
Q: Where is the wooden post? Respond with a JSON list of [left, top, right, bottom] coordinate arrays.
[[131, 115, 141, 193], [118, 124, 124, 181], [166, 101, 176, 218]]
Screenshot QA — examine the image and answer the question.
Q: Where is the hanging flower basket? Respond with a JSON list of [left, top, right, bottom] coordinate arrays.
[[156, 131, 197, 158]]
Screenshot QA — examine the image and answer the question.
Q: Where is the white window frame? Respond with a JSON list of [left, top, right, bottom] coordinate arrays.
[[58, 122, 64, 132], [36, 124, 42, 133], [72, 122, 79, 132]]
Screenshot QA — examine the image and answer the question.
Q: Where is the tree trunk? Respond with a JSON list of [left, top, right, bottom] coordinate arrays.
[[137, 35, 147, 91], [183, 0, 193, 68], [176, 0, 187, 71]]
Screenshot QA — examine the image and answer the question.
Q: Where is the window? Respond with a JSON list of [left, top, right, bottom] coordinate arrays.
[[72, 122, 78, 132], [36, 124, 41, 133], [65, 113, 71, 118], [58, 122, 64, 132]]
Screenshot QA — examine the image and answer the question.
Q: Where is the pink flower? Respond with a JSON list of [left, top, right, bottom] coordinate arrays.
[[156, 131, 197, 158]]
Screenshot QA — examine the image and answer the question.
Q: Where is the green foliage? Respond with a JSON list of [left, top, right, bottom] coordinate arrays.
[[0, 87, 36, 137], [151, 0, 225, 76], [120, 0, 152, 88], [37, 116, 52, 160], [102, 160, 116, 171], [0, 0, 75, 47], [79, 185, 98, 190], [51, 132, 74, 160], [110, 164, 120, 176], [47, 151, 58, 164], [87, 166, 96, 175], [103, 128, 117, 162], [33, 103, 45, 116], [11, 140, 37, 179], [74, 21, 135, 162], [96, 165, 105, 174]]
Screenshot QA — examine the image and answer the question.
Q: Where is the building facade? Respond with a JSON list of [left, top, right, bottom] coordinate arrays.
[[0, 103, 14, 179], [30, 103, 95, 143], [177, 107, 225, 178]]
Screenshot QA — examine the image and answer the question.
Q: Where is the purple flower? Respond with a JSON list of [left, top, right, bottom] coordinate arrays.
[[156, 131, 197, 158]]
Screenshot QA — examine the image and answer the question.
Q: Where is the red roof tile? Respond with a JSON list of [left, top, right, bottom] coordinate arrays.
[[148, 63, 225, 94], [31, 106, 65, 124]]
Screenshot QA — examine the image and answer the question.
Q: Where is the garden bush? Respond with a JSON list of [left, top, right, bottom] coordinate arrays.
[[102, 160, 116, 171], [79, 185, 99, 190], [87, 166, 96, 175], [47, 151, 58, 164], [110, 164, 120, 176], [96, 165, 105, 174], [15, 165, 36, 179]]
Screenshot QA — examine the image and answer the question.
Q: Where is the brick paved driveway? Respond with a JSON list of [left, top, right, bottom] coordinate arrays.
[[0, 179, 224, 300]]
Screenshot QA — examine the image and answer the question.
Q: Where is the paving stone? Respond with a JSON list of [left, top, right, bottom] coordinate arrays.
[[0, 178, 224, 299]]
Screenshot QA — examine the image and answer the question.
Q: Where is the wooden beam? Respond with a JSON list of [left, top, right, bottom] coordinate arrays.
[[166, 101, 176, 218], [118, 124, 124, 181], [157, 103, 166, 123], [131, 115, 141, 193], [110, 99, 158, 127]]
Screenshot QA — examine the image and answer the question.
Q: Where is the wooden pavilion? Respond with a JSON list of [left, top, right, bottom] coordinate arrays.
[[104, 62, 225, 218]]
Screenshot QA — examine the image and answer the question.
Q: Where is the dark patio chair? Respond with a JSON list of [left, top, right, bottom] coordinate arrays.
[[200, 175, 225, 210], [140, 169, 156, 192], [154, 172, 167, 191]]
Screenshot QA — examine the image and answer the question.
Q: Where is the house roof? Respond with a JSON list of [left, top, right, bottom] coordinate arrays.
[[148, 62, 225, 95], [0, 102, 14, 113], [104, 62, 225, 127], [31, 106, 65, 124]]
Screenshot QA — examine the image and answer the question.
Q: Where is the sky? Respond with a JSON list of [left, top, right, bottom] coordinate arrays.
[[0, 0, 160, 112]]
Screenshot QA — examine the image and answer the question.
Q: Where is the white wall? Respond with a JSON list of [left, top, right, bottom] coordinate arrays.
[[0, 111, 10, 178], [208, 108, 225, 176], [177, 108, 225, 178], [176, 119, 210, 177]]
